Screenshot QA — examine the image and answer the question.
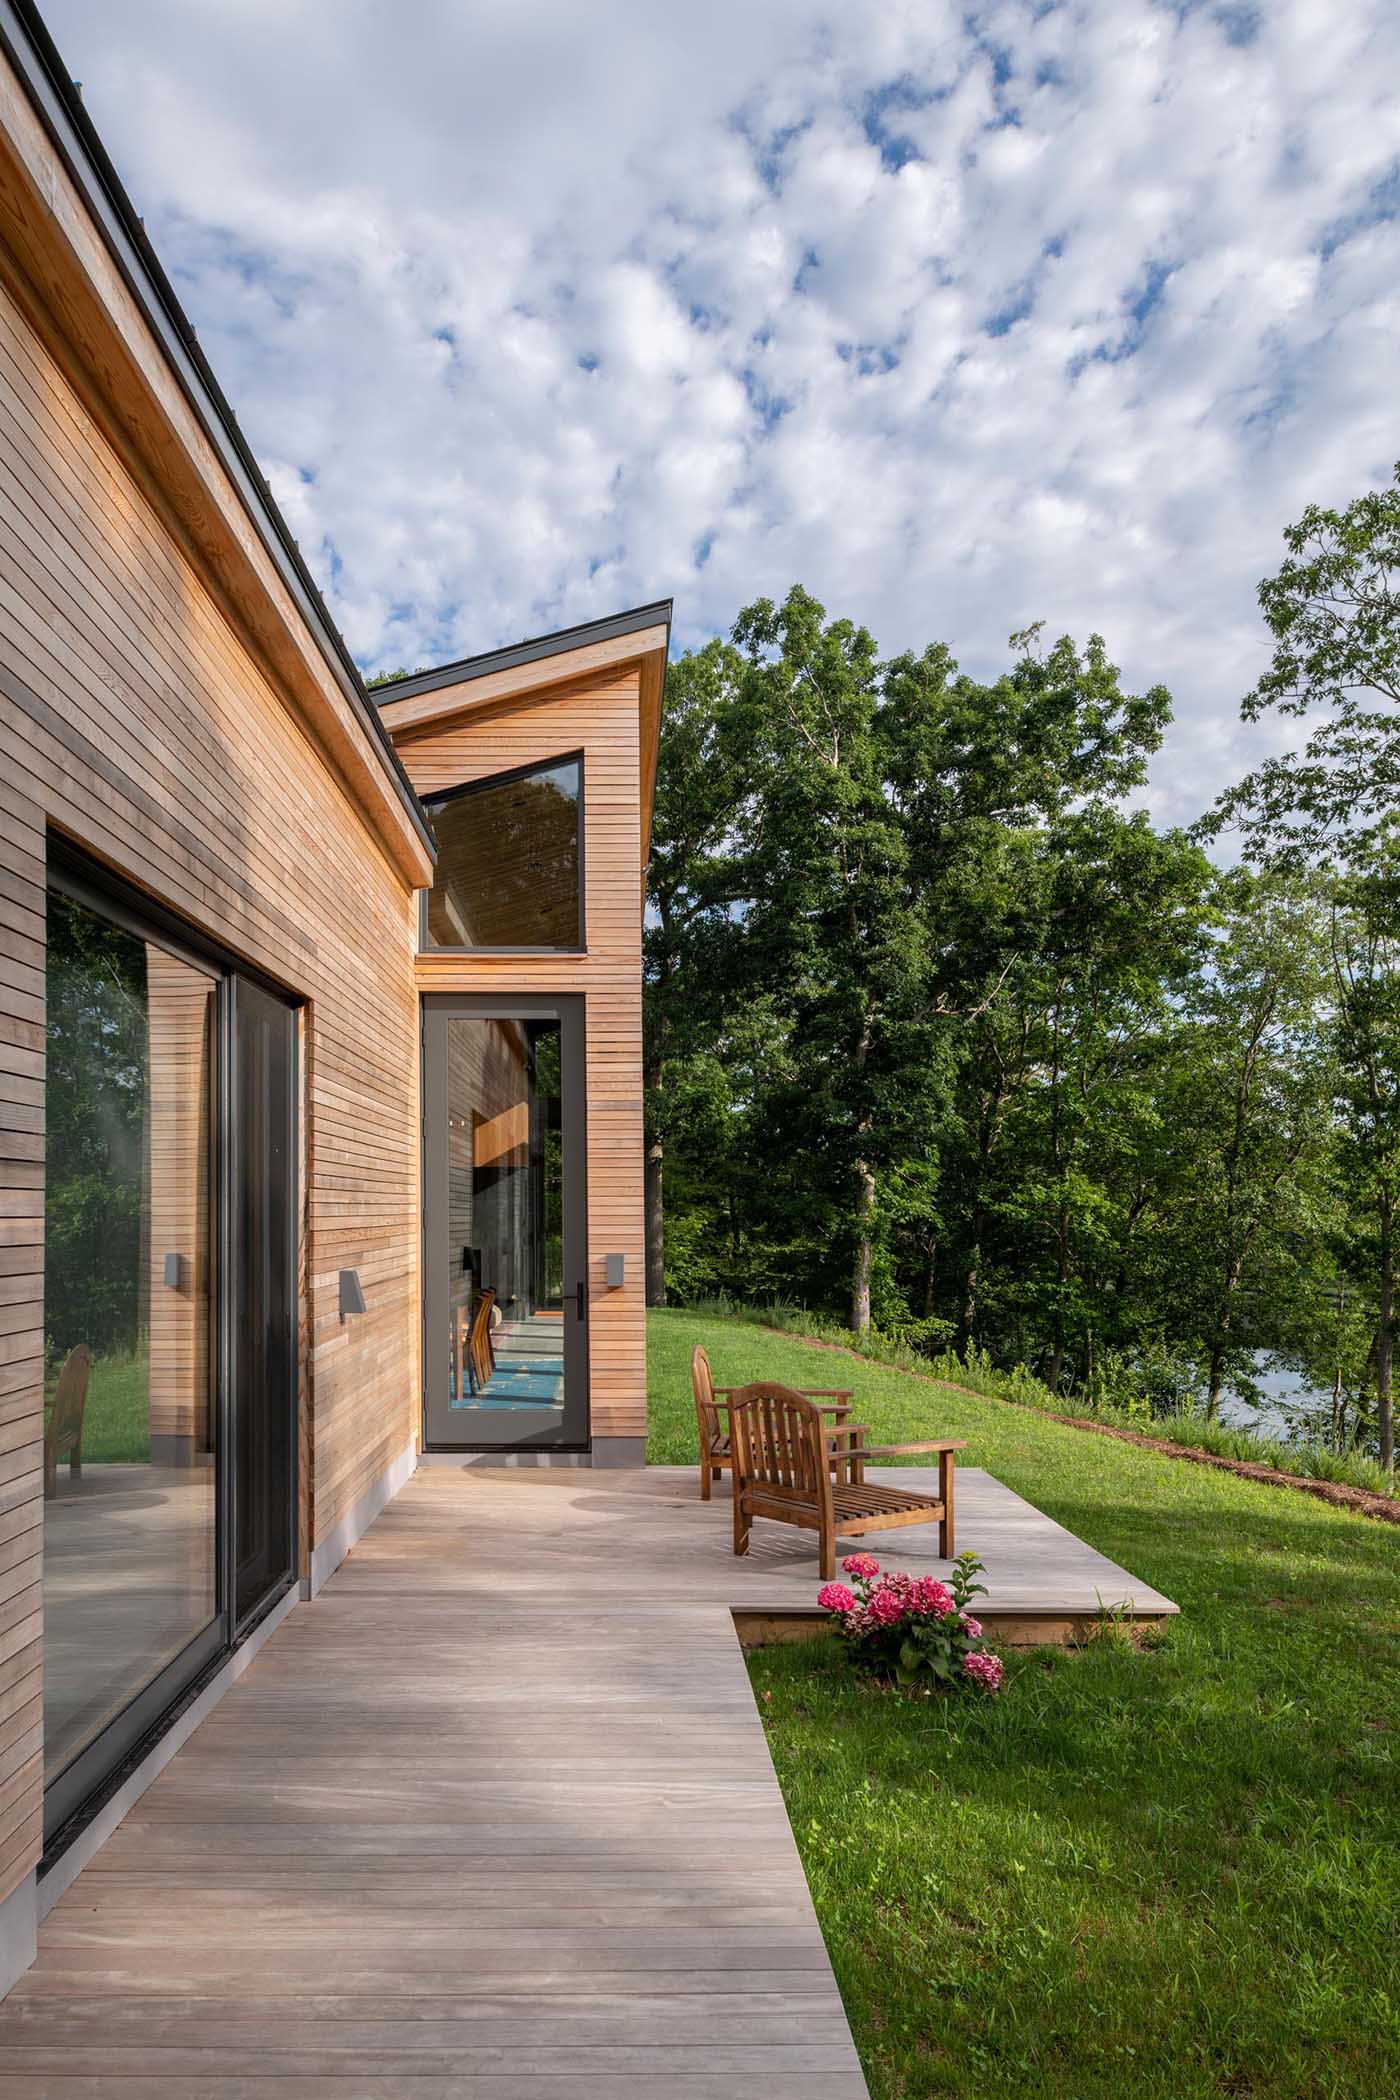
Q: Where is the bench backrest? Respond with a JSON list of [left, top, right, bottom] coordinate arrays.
[[727, 1381, 833, 1516], [47, 1343, 93, 1458], [691, 1345, 722, 1455], [468, 1287, 496, 1390]]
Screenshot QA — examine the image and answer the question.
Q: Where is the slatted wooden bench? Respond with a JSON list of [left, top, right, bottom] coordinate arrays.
[[690, 1343, 852, 1499], [727, 1379, 966, 1578]]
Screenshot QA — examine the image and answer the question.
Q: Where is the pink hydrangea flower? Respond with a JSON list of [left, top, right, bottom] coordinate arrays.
[[909, 1576, 955, 1616], [866, 1586, 908, 1627], [963, 1649, 1004, 1691], [960, 1613, 983, 1639], [817, 1582, 857, 1614], [841, 1553, 881, 1579]]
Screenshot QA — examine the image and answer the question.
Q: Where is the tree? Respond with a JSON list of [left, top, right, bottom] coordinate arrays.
[[722, 587, 930, 1333], [1213, 461, 1400, 866], [1326, 850, 1400, 1469], [642, 639, 747, 1305], [1162, 875, 1335, 1417]]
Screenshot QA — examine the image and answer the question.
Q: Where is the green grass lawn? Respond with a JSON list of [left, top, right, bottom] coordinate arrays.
[[47, 1348, 151, 1464], [648, 1308, 1400, 2100]]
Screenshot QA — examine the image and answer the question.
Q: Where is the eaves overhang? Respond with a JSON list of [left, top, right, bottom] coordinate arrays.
[[0, 0, 436, 869], [371, 600, 674, 712]]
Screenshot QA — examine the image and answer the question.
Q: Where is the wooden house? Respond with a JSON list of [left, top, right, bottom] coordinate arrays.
[[0, 0, 665, 1992]]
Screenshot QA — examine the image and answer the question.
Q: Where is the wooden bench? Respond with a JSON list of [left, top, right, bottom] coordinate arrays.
[[690, 1344, 853, 1500], [727, 1380, 966, 1578]]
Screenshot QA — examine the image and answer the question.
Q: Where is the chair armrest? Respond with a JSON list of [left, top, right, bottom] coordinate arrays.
[[856, 1439, 967, 1458], [824, 1424, 872, 1445], [799, 1388, 854, 1400]]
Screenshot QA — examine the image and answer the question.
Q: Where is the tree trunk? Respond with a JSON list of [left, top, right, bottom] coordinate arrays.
[[922, 1238, 938, 1320], [1207, 1254, 1247, 1419], [1378, 1188, 1395, 1472], [644, 1134, 666, 1308], [851, 1161, 876, 1335], [1045, 1207, 1070, 1394], [959, 1200, 985, 1352]]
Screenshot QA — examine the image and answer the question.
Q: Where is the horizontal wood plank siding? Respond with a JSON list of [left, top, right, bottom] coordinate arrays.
[[395, 672, 647, 1445], [0, 99, 422, 1912]]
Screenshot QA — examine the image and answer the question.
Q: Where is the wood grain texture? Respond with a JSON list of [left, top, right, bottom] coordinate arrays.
[[0, 89, 424, 1905], [392, 673, 647, 1446], [0, 1463, 871, 2098], [376, 627, 668, 743]]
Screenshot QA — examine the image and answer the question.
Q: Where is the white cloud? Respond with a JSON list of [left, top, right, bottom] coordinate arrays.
[[36, 0, 1400, 829]]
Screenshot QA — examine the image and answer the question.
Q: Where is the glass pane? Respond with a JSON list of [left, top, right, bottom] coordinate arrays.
[[445, 1016, 565, 1438], [43, 890, 217, 1781], [424, 757, 581, 949]]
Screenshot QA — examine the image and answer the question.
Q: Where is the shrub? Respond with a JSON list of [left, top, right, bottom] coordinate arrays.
[[817, 1550, 1005, 1693]]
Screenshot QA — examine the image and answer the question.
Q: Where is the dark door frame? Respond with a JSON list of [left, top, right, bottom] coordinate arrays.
[[41, 843, 301, 1857], [421, 993, 590, 1453]]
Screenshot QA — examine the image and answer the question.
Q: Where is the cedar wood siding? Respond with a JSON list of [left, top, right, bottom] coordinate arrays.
[[393, 668, 648, 1448], [0, 45, 426, 1909]]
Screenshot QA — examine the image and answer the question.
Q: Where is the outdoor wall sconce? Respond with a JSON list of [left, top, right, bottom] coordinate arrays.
[[605, 1253, 626, 1289], [162, 1252, 182, 1289], [339, 1269, 367, 1318]]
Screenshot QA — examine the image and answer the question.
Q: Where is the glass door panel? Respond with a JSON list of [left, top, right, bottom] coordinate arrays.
[[423, 996, 587, 1449], [231, 978, 297, 1627], [42, 889, 220, 1791], [43, 850, 301, 1846]]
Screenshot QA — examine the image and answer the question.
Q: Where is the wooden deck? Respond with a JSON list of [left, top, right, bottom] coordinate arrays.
[[0, 1466, 1175, 2094]]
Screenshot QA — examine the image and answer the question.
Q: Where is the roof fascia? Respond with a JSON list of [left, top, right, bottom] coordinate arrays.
[[374, 601, 673, 721], [377, 604, 671, 743]]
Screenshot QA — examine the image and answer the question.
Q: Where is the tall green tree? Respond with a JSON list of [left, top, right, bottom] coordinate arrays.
[[1214, 461, 1400, 866], [722, 587, 932, 1333], [642, 638, 746, 1305], [1163, 875, 1335, 1416], [1326, 851, 1400, 1468]]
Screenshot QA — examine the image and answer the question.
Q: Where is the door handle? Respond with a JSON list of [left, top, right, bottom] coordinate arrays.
[[575, 1280, 587, 1323]]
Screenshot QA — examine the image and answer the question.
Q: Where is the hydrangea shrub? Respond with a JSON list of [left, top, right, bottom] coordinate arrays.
[[817, 1549, 1004, 1692]]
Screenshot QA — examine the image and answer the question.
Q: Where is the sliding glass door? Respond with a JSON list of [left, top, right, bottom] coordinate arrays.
[[422, 995, 587, 1449], [42, 851, 299, 1844]]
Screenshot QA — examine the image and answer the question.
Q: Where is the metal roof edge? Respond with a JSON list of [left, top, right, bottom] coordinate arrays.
[[371, 601, 673, 708]]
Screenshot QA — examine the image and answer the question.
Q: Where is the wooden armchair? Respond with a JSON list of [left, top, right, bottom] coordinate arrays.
[[727, 1380, 966, 1578], [44, 1343, 93, 1498], [690, 1344, 853, 1500], [466, 1287, 497, 1395]]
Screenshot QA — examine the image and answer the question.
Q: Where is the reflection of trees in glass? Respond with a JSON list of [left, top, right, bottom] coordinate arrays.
[[45, 893, 148, 1362], [427, 760, 581, 948]]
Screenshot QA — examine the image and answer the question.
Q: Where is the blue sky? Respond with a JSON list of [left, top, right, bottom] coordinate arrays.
[[39, 0, 1400, 829]]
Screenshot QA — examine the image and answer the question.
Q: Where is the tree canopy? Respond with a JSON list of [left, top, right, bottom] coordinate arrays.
[[645, 468, 1400, 1473]]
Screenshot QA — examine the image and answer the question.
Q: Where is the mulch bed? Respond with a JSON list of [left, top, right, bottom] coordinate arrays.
[[759, 1324, 1400, 1527]]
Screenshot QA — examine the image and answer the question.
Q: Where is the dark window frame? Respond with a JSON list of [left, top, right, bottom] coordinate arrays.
[[418, 749, 587, 956], [40, 839, 301, 1860]]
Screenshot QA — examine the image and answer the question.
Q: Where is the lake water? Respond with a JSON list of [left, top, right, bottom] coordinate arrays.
[[1219, 1355, 1333, 1441]]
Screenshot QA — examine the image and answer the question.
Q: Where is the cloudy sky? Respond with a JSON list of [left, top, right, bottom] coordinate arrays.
[[39, 0, 1400, 829]]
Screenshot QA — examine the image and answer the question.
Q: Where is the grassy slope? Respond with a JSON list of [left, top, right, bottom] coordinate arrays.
[[647, 1309, 1400, 2100]]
